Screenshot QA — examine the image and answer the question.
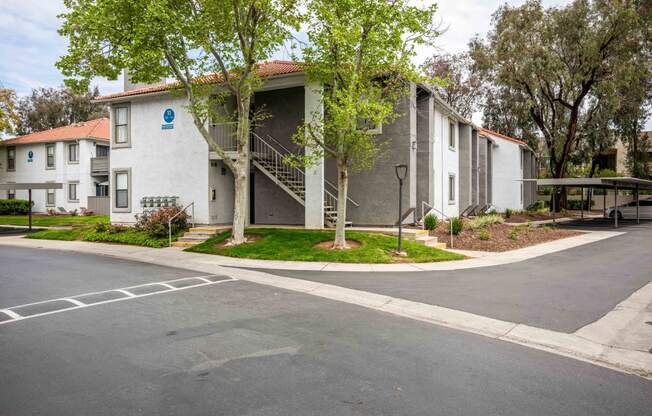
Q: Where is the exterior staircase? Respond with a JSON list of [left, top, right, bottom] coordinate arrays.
[[171, 226, 223, 247], [250, 133, 356, 227], [386, 228, 447, 249]]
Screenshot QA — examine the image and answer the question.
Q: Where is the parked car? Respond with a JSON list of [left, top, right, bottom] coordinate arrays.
[[607, 198, 652, 219]]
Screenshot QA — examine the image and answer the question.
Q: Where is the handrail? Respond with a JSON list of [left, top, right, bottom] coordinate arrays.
[[169, 202, 195, 247], [420, 201, 455, 249], [251, 132, 306, 189], [256, 133, 360, 208]]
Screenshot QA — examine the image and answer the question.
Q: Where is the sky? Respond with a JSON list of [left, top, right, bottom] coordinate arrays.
[[1, 0, 650, 130]]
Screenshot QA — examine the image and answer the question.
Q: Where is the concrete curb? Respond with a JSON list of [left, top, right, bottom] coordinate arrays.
[[1, 234, 649, 379]]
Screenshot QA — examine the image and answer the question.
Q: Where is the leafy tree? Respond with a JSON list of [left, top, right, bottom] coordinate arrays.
[[15, 86, 107, 135], [470, 0, 649, 184], [480, 85, 540, 150], [57, 0, 300, 244], [421, 52, 481, 119], [0, 88, 19, 135], [292, 0, 438, 248]]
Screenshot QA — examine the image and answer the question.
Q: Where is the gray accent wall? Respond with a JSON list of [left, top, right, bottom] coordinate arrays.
[[487, 140, 493, 204], [208, 160, 234, 224], [458, 125, 472, 211], [416, 92, 432, 216], [471, 130, 479, 206], [252, 86, 306, 224], [478, 136, 487, 205]]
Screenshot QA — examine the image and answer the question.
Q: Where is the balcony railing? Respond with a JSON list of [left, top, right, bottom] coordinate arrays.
[[91, 157, 109, 175], [210, 122, 238, 152]]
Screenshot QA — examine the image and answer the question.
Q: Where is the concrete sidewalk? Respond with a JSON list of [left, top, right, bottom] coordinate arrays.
[[0, 235, 650, 379]]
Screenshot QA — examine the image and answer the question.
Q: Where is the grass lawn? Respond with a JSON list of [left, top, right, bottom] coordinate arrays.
[[0, 215, 109, 227], [25, 224, 174, 248], [187, 228, 465, 263]]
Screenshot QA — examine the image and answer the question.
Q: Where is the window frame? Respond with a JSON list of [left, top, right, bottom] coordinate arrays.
[[112, 104, 131, 148], [7, 146, 16, 171], [96, 145, 109, 157], [46, 144, 56, 169], [448, 173, 456, 204], [46, 187, 56, 206], [448, 120, 456, 150], [67, 182, 79, 202], [68, 143, 79, 164], [112, 168, 132, 213]]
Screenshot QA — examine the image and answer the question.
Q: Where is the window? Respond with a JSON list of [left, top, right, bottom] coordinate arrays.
[[520, 150, 524, 171], [96, 183, 109, 197], [520, 183, 523, 203], [96, 145, 109, 157], [113, 169, 131, 212], [7, 189, 15, 199], [68, 183, 78, 202], [448, 174, 456, 203], [7, 146, 16, 171], [113, 105, 130, 146], [46, 144, 55, 169], [448, 121, 456, 149], [46, 188, 56, 206], [68, 143, 79, 163]]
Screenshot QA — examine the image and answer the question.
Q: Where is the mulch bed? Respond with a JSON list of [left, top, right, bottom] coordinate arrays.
[[431, 223, 583, 252], [506, 210, 602, 223]]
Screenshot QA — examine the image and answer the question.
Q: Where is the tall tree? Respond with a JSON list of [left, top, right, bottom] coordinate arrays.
[[57, 0, 300, 244], [0, 88, 19, 135], [15, 86, 107, 135], [292, 0, 438, 248], [421, 52, 481, 119], [470, 0, 649, 185]]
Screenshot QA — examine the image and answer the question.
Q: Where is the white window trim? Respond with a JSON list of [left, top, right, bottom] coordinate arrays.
[[112, 168, 132, 213], [112, 103, 131, 149], [67, 182, 79, 202], [448, 173, 456, 204], [45, 144, 56, 170], [68, 143, 79, 164], [46, 186, 56, 207], [448, 120, 456, 151]]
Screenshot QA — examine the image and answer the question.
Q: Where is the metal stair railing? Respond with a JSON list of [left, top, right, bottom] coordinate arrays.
[[420, 201, 455, 249], [250, 132, 306, 194], [169, 201, 195, 247]]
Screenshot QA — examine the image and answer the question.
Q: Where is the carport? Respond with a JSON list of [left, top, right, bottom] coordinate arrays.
[[0, 183, 63, 230], [536, 177, 652, 228]]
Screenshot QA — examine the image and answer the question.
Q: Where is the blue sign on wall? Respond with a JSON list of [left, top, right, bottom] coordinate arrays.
[[162, 108, 175, 130], [27, 150, 34, 163]]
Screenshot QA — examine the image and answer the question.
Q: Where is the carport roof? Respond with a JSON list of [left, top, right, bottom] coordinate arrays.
[[0, 183, 63, 190], [536, 177, 652, 190]]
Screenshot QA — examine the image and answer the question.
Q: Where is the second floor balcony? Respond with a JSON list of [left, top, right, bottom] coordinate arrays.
[[91, 156, 109, 176]]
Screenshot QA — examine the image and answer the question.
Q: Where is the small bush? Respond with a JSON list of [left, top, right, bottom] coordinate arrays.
[[509, 227, 519, 240], [135, 206, 188, 238], [423, 214, 438, 231], [505, 208, 513, 219], [81, 208, 95, 216], [450, 217, 463, 235], [566, 199, 595, 210], [0, 199, 32, 215], [69, 209, 78, 216], [94, 222, 108, 233], [468, 214, 504, 230], [47, 208, 58, 216], [107, 224, 129, 234], [488, 209, 498, 215], [478, 229, 491, 241]]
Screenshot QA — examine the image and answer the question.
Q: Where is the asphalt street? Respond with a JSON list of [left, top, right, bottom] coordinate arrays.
[[0, 246, 651, 415], [259, 219, 652, 332]]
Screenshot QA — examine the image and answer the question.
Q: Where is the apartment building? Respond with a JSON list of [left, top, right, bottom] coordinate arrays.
[[0, 118, 110, 213]]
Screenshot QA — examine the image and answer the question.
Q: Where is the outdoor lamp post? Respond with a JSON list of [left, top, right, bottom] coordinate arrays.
[[395, 164, 408, 255]]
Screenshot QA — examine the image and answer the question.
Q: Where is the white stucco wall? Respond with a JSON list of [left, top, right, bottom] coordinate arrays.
[[109, 95, 211, 224], [0, 139, 103, 212], [432, 106, 460, 219], [490, 137, 524, 212]]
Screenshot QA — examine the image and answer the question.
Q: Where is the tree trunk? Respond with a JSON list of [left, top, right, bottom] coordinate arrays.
[[230, 95, 251, 245], [333, 162, 348, 249]]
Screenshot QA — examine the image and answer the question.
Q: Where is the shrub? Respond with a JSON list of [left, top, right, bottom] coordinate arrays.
[[509, 227, 519, 240], [566, 199, 595, 210], [423, 214, 438, 231], [450, 217, 463, 235], [478, 229, 491, 241], [69, 209, 78, 216], [505, 208, 513, 219], [468, 214, 504, 230], [135, 206, 188, 238], [107, 224, 129, 234], [94, 222, 108, 233], [47, 208, 58, 216], [0, 199, 32, 215], [81, 208, 95, 216]]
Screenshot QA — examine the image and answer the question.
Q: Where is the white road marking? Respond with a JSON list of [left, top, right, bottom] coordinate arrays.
[[115, 289, 136, 298], [61, 298, 86, 307], [0, 309, 22, 319], [0, 274, 237, 325]]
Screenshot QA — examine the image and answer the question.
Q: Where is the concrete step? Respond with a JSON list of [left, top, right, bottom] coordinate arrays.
[[414, 235, 441, 247], [179, 234, 211, 241], [171, 241, 196, 247], [190, 226, 224, 233]]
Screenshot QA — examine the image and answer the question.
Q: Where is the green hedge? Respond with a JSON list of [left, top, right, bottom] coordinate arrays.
[[0, 199, 33, 215]]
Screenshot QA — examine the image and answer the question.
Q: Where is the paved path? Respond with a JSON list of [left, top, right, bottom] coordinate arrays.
[[1, 248, 650, 415]]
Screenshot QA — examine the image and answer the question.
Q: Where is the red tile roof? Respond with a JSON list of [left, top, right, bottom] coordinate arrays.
[[1, 118, 109, 146], [480, 128, 527, 146], [96, 60, 303, 101]]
